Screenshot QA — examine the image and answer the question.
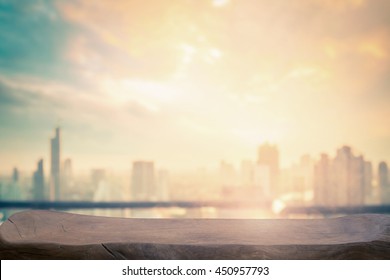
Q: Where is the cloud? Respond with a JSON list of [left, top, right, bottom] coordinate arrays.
[[315, 0, 365, 10], [0, 1, 71, 80], [358, 36, 389, 59], [53, 0, 390, 95], [1, 0, 390, 169]]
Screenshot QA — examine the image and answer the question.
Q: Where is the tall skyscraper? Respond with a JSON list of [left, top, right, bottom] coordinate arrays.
[[131, 161, 155, 201], [332, 146, 351, 206], [257, 143, 280, 198], [12, 167, 19, 183], [50, 127, 61, 201], [331, 146, 365, 206], [314, 146, 366, 207], [33, 159, 45, 200]]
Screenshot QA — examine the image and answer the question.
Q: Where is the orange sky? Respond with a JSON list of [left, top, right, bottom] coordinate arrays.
[[0, 0, 389, 172]]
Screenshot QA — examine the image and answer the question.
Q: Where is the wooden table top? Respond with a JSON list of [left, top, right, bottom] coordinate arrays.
[[1, 210, 389, 259]]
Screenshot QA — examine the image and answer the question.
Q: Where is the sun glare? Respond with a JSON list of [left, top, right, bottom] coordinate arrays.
[[212, 0, 230, 8]]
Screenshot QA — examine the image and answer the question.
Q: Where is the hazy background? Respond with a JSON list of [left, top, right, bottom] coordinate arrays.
[[1, 0, 390, 172]]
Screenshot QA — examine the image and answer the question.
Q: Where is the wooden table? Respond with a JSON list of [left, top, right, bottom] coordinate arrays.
[[0, 210, 389, 259]]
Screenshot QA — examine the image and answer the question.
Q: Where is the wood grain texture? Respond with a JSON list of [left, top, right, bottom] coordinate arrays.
[[0, 210, 389, 259]]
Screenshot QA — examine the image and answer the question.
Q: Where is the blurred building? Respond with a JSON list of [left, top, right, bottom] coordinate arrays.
[[257, 143, 279, 198], [63, 159, 72, 181], [91, 169, 106, 189], [378, 161, 389, 204], [314, 154, 331, 206], [131, 161, 155, 201], [378, 162, 388, 189], [0, 168, 23, 201], [253, 164, 271, 199], [332, 146, 365, 206], [223, 159, 271, 202], [219, 161, 237, 188], [91, 169, 109, 200], [50, 127, 61, 200], [286, 155, 315, 206], [61, 158, 73, 198], [33, 159, 45, 200], [363, 161, 373, 204], [314, 146, 367, 207], [12, 167, 19, 183], [240, 160, 254, 188], [156, 169, 170, 201]]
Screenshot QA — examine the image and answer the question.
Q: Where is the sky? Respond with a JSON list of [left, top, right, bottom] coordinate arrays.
[[0, 0, 390, 172]]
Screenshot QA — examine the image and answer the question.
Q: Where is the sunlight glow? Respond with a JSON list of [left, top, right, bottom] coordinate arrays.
[[212, 0, 230, 8], [272, 199, 286, 215], [209, 48, 222, 59], [1, 0, 389, 172]]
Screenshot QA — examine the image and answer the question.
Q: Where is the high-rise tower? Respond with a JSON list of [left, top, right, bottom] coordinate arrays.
[[12, 167, 19, 183], [33, 159, 45, 200], [50, 127, 61, 200]]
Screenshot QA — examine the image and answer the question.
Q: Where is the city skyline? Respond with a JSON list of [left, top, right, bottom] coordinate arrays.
[[1, 125, 389, 183], [1, 0, 390, 171], [0, 126, 389, 176], [1, 127, 389, 221], [1, 129, 389, 209]]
